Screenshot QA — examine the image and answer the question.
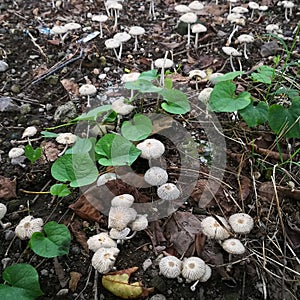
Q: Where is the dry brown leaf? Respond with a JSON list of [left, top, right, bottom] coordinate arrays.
[[195, 232, 206, 256], [69, 271, 82, 292], [0, 176, 17, 200], [60, 79, 79, 96], [40, 141, 60, 163], [239, 176, 252, 201], [53, 257, 68, 288], [69, 219, 89, 253], [259, 182, 300, 202]]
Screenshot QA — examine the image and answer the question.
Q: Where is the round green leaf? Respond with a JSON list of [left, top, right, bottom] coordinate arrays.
[[159, 88, 190, 114], [239, 101, 269, 127], [50, 184, 71, 197]]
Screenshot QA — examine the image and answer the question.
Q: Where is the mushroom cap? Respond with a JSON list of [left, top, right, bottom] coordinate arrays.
[[179, 12, 197, 24], [144, 166, 168, 186], [174, 4, 191, 14], [282, 1, 294, 9], [198, 87, 213, 104], [0, 203, 7, 219], [248, 1, 260, 9], [227, 13, 244, 22], [52, 25, 68, 34], [113, 32, 131, 43], [157, 183, 180, 200], [129, 26, 145, 36], [64, 22, 81, 30], [105, 38, 120, 49], [106, 1, 122, 10], [181, 257, 206, 281], [231, 6, 249, 14], [56, 132, 77, 145], [108, 206, 137, 231], [258, 5, 268, 11], [159, 256, 182, 278], [8, 147, 25, 159], [15, 215, 44, 240], [79, 84, 97, 96], [228, 213, 254, 234], [222, 46, 242, 57], [199, 264, 212, 282], [87, 232, 117, 252], [265, 24, 280, 33], [191, 23, 207, 34], [121, 72, 140, 83], [97, 173, 118, 186], [22, 126, 37, 139], [136, 138, 165, 159], [154, 58, 174, 69], [109, 227, 131, 240], [189, 69, 207, 79], [91, 247, 120, 273], [111, 194, 135, 208], [237, 34, 254, 43], [111, 98, 136, 115], [201, 216, 231, 240], [222, 238, 246, 255], [129, 214, 148, 231], [188, 1, 204, 11], [208, 72, 224, 85], [92, 14, 108, 22]]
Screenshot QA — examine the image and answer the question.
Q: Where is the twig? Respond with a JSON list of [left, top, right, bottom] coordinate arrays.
[[24, 29, 48, 60]]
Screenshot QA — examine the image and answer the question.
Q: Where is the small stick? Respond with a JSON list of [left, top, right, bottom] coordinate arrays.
[[24, 29, 47, 60]]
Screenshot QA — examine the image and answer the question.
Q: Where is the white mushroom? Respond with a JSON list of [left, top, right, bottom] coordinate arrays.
[[157, 183, 180, 201], [190, 263, 212, 291], [15, 215, 44, 240], [107, 1, 122, 27], [105, 38, 120, 60], [208, 72, 224, 85], [136, 138, 165, 160], [222, 46, 242, 72], [92, 15, 108, 38], [79, 83, 97, 108], [129, 214, 148, 231], [174, 4, 191, 14], [179, 12, 197, 46], [56, 132, 77, 156], [91, 247, 120, 273], [181, 257, 206, 282], [237, 34, 254, 60], [188, 1, 204, 13], [154, 56, 174, 87], [87, 232, 117, 252], [97, 173, 118, 186], [201, 216, 231, 240], [109, 227, 131, 241], [222, 238, 246, 255], [0, 203, 11, 229], [108, 206, 137, 231], [8, 147, 26, 167], [228, 213, 254, 234], [111, 98, 136, 115], [227, 0, 237, 14], [191, 23, 207, 49], [248, 1, 260, 20], [148, 0, 156, 20], [121, 72, 141, 99], [159, 256, 182, 279], [129, 26, 145, 51], [51, 25, 68, 43], [144, 166, 168, 186], [189, 69, 207, 90], [281, 1, 294, 22], [22, 126, 37, 140], [198, 87, 213, 106], [231, 6, 249, 14], [113, 32, 131, 60], [111, 194, 135, 208]]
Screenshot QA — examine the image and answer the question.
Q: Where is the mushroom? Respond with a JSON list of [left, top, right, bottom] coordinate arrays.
[[107, 1, 122, 28], [22, 126, 37, 144], [91, 15, 108, 38], [63, 22, 81, 41], [222, 238, 246, 255], [113, 32, 131, 60], [129, 214, 148, 231], [97, 173, 118, 186], [148, 0, 156, 20], [222, 46, 242, 72], [179, 12, 197, 46], [188, 1, 204, 13], [265, 24, 280, 34], [198, 87, 213, 105], [105, 38, 120, 60], [154, 56, 174, 87], [248, 1, 260, 20], [281, 1, 295, 22], [174, 4, 191, 14], [129, 26, 145, 51], [121, 72, 141, 99], [231, 6, 249, 14], [159, 256, 182, 279], [144, 166, 168, 186], [157, 183, 180, 201], [79, 83, 97, 108], [56, 132, 77, 156], [190, 263, 212, 291], [181, 257, 206, 282], [201, 216, 231, 240], [227, 0, 237, 14], [111, 194, 135, 208], [109, 227, 132, 242], [237, 34, 254, 60], [0, 203, 11, 229], [189, 69, 207, 90], [87, 232, 117, 252], [208, 72, 224, 85], [91, 247, 120, 274], [15, 215, 44, 240], [108, 206, 137, 231], [51, 25, 68, 43], [136, 138, 165, 160], [8, 147, 26, 168], [111, 98, 136, 115], [228, 213, 254, 234], [191, 24, 207, 49]]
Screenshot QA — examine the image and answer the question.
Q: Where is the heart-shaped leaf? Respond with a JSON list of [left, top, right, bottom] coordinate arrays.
[[159, 88, 190, 114], [24, 145, 42, 164], [73, 105, 112, 121], [239, 101, 269, 127], [121, 114, 152, 141], [125, 79, 162, 93], [29, 221, 71, 258], [138, 69, 158, 81], [212, 71, 243, 83], [0, 263, 43, 300], [50, 184, 71, 197]]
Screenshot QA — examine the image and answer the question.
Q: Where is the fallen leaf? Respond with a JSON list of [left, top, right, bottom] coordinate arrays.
[[60, 79, 79, 96], [54, 257, 68, 288], [0, 176, 17, 200], [69, 271, 82, 292], [239, 176, 252, 201], [69, 219, 89, 253], [102, 267, 154, 299], [40, 141, 60, 163]]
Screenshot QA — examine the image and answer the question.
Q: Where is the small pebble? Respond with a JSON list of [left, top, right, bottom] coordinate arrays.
[[40, 269, 49, 276]]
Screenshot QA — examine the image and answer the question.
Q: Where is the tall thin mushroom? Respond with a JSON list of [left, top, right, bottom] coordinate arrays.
[[179, 12, 197, 46]]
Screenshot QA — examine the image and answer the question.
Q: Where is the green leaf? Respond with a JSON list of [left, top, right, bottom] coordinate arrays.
[[268, 97, 300, 138], [274, 87, 299, 99], [138, 69, 158, 81], [41, 131, 58, 138], [29, 221, 71, 258], [164, 77, 173, 89], [95, 134, 141, 166], [209, 81, 251, 112], [51, 153, 98, 187], [0, 263, 43, 300], [125, 79, 163, 93], [73, 105, 112, 121], [50, 184, 71, 197], [103, 111, 117, 123], [24, 145, 42, 164], [159, 88, 190, 114], [250, 65, 274, 84], [239, 101, 269, 127], [121, 114, 152, 141], [65, 137, 92, 154], [213, 71, 244, 83]]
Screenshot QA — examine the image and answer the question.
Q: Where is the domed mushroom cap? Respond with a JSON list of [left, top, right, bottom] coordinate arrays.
[[189, 69, 206, 79], [144, 167, 168, 186], [136, 138, 165, 159], [52, 25, 68, 35], [121, 72, 140, 83], [191, 23, 207, 34], [179, 12, 197, 24], [109, 227, 131, 240], [64, 22, 81, 31], [97, 173, 118, 186], [157, 183, 180, 200], [111, 194, 135, 208], [198, 87, 213, 104], [154, 58, 174, 69], [181, 257, 206, 281], [8, 147, 25, 159], [201, 216, 231, 240], [113, 32, 131, 43], [228, 213, 254, 234], [237, 34, 254, 44], [56, 132, 77, 145], [188, 1, 204, 11], [0, 203, 7, 219], [129, 214, 148, 231], [199, 264, 212, 282], [91, 247, 120, 274], [105, 38, 120, 49], [92, 14, 108, 23], [111, 98, 136, 115], [248, 1, 260, 9], [79, 84, 97, 96], [174, 4, 191, 14], [222, 238, 246, 255], [159, 256, 182, 278], [108, 206, 137, 231], [222, 46, 242, 57], [232, 6, 249, 14], [15, 215, 44, 240], [87, 232, 117, 252], [208, 72, 224, 85], [106, 1, 122, 10], [22, 126, 37, 139], [129, 26, 145, 36]]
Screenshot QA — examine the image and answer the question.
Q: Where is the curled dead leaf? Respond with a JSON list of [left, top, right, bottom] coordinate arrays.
[[0, 176, 17, 200]]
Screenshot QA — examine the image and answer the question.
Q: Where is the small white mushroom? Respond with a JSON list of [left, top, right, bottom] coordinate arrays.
[[228, 213, 254, 234], [91, 247, 120, 273], [111, 98, 136, 115], [159, 256, 182, 278], [189, 69, 207, 90], [87, 232, 117, 252], [222, 238, 246, 255], [109, 227, 131, 241], [79, 83, 97, 108], [148, 0, 156, 20], [22, 126, 37, 142], [227, 0, 238, 14], [144, 167, 168, 186], [237, 34, 254, 60], [121, 72, 140, 99], [8, 147, 26, 167], [191, 24, 207, 49], [106, 2, 122, 28], [181, 257, 206, 282], [136, 138, 165, 160], [154, 56, 174, 87], [179, 12, 197, 46], [281, 1, 294, 22], [111, 194, 135, 208], [56, 132, 77, 156], [174, 4, 191, 14], [105, 38, 120, 60], [113, 32, 131, 60], [0, 203, 11, 229], [208, 72, 224, 85], [51, 25, 68, 43], [108, 206, 137, 231], [129, 214, 148, 231], [91, 15, 108, 38], [222, 46, 242, 72], [231, 6, 249, 14], [248, 1, 260, 20], [15, 215, 44, 240], [188, 1, 204, 13], [129, 26, 145, 51], [157, 183, 180, 201], [190, 264, 212, 291], [201, 216, 231, 240]]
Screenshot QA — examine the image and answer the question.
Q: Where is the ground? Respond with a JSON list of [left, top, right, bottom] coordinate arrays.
[[0, 0, 300, 299]]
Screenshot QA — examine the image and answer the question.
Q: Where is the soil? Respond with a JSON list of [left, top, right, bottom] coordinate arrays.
[[0, 0, 300, 300]]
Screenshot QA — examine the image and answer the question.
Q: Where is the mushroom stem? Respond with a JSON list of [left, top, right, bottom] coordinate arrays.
[[237, 57, 242, 71], [190, 280, 200, 292], [226, 25, 239, 46], [194, 32, 199, 49], [229, 55, 236, 72], [187, 23, 191, 46], [118, 43, 123, 60], [250, 9, 254, 20], [87, 95, 91, 108], [58, 144, 68, 157], [243, 43, 248, 60], [99, 22, 103, 38], [284, 8, 289, 22], [113, 48, 119, 60], [0, 220, 11, 229], [114, 9, 118, 28], [133, 36, 138, 51], [149, 0, 156, 20]]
